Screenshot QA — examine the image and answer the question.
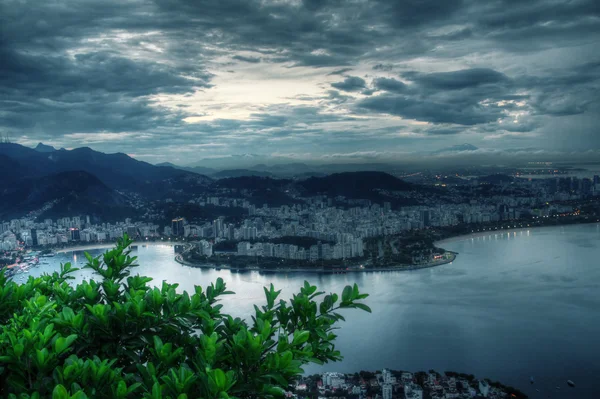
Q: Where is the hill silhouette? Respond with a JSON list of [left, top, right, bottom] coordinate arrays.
[[0, 143, 206, 189], [298, 171, 413, 198], [0, 170, 132, 221]]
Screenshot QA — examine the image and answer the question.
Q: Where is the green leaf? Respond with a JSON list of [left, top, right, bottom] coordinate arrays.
[[0, 234, 371, 399], [352, 283, 359, 300], [116, 381, 127, 397], [213, 368, 227, 391], [127, 383, 142, 395], [36, 348, 48, 367], [52, 385, 69, 399], [153, 335, 163, 353], [151, 382, 162, 399], [265, 372, 289, 386], [55, 337, 67, 354], [263, 385, 286, 396], [292, 330, 310, 346], [353, 303, 372, 313], [342, 285, 352, 302], [14, 343, 24, 358]]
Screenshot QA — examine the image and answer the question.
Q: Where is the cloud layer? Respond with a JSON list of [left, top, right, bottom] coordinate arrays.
[[1, 0, 599, 164]]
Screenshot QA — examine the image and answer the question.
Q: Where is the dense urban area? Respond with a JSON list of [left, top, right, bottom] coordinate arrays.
[[0, 148, 597, 398], [284, 369, 528, 399], [2, 162, 599, 275]]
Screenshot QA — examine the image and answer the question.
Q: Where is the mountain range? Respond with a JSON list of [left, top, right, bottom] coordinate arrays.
[[0, 142, 421, 220], [163, 159, 399, 179], [34, 142, 59, 153], [0, 143, 201, 189], [176, 145, 479, 171], [0, 143, 211, 220], [0, 170, 129, 221], [155, 162, 217, 175]]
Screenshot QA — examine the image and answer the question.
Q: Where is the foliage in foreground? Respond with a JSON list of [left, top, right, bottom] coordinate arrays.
[[0, 235, 371, 399]]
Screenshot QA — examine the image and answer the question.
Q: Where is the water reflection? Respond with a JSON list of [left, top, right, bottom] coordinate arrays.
[[28, 224, 600, 399]]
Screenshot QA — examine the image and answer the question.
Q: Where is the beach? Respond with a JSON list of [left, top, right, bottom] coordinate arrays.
[[434, 222, 600, 245]]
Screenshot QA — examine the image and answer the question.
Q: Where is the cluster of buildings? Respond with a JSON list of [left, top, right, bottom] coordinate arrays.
[[166, 175, 599, 262], [0, 229, 17, 251], [176, 174, 600, 241], [236, 237, 364, 261], [287, 369, 517, 399], [0, 217, 161, 251], [1, 174, 598, 263]]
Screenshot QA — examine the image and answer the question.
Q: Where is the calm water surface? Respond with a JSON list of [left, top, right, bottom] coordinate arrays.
[[27, 224, 600, 398]]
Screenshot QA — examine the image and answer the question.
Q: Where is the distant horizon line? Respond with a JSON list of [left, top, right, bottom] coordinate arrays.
[[5, 140, 600, 169]]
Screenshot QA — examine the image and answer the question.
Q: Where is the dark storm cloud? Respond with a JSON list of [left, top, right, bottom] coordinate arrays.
[[1, 0, 599, 159], [404, 68, 508, 91], [326, 90, 353, 104], [331, 76, 367, 92], [358, 94, 504, 126], [2, 50, 209, 97], [373, 0, 466, 28], [151, 0, 378, 65], [373, 78, 407, 93], [181, 106, 357, 141], [358, 67, 516, 125], [0, 0, 212, 138], [286, 53, 353, 68], [416, 126, 465, 136], [1, 93, 187, 135], [474, 0, 600, 30], [358, 61, 600, 130], [328, 68, 354, 76], [373, 64, 394, 71], [0, 47, 208, 136], [232, 55, 261, 63], [3, 0, 598, 70]]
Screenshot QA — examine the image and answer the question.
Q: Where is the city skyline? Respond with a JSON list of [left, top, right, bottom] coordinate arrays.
[[2, 0, 600, 166]]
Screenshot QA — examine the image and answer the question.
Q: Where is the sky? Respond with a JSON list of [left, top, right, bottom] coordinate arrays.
[[1, 0, 599, 166]]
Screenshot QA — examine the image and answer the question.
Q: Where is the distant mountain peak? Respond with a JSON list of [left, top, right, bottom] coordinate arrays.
[[156, 162, 178, 168], [1, 142, 205, 190], [34, 142, 56, 153]]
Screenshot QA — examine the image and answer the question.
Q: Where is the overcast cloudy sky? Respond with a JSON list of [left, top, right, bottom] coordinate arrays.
[[1, 0, 599, 165]]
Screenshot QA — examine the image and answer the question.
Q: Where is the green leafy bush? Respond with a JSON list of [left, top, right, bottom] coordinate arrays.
[[0, 235, 370, 398]]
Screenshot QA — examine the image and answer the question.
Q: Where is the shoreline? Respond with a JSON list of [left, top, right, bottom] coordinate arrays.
[[54, 240, 180, 254], [49, 222, 598, 274], [177, 221, 598, 274], [174, 251, 457, 274], [434, 222, 600, 245]]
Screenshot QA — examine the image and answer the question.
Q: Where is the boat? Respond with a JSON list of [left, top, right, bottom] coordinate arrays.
[[567, 380, 575, 387]]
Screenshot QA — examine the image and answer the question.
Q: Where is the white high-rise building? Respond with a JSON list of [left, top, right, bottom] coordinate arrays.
[[321, 372, 345, 388], [404, 383, 423, 399], [382, 383, 393, 399], [479, 380, 490, 397], [382, 369, 392, 384]]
